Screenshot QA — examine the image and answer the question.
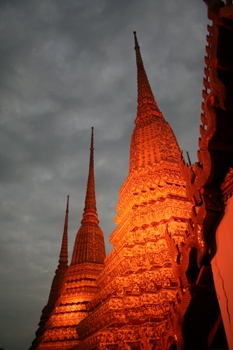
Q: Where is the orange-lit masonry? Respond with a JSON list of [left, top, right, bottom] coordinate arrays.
[[30, 3, 233, 350]]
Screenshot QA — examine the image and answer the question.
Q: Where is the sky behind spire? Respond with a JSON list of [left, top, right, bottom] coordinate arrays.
[[0, 1, 207, 349]]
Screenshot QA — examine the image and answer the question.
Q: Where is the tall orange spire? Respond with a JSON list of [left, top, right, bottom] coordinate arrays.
[[75, 33, 191, 350], [133, 31, 162, 123], [42, 195, 69, 309], [30, 148, 105, 349], [128, 32, 181, 173], [29, 196, 69, 349], [71, 127, 106, 264]]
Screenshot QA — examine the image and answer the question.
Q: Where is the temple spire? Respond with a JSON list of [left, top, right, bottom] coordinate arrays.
[[71, 127, 105, 264], [58, 195, 69, 268], [81, 126, 98, 225], [133, 31, 162, 122], [127, 33, 181, 174], [29, 197, 70, 349]]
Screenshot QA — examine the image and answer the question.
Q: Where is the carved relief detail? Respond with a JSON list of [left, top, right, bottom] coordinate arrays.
[[221, 167, 233, 203]]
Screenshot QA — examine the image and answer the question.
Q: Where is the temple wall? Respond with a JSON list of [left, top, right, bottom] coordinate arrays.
[[211, 196, 233, 349]]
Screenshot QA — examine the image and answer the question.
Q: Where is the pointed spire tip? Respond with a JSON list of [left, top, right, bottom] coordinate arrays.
[[66, 195, 69, 213], [90, 127, 94, 150], [133, 31, 139, 50]]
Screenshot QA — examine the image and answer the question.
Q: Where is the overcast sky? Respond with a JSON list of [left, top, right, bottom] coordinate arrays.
[[0, 1, 209, 349]]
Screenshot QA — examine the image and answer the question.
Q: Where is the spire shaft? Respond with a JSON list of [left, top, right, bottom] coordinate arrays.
[[133, 31, 162, 122], [82, 127, 98, 224], [71, 128, 105, 265], [58, 195, 69, 267]]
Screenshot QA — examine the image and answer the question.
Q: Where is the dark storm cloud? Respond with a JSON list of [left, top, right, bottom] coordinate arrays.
[[0, 1, 208, 349]]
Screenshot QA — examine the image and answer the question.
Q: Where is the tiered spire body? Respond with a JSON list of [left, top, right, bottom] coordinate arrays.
[[71, 127, 105, 264]]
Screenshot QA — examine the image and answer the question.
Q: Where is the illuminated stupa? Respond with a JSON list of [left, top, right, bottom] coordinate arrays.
[[30, 128, 106, 349], [30, 2, 233, 348], [74, 30, 191, 350]]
